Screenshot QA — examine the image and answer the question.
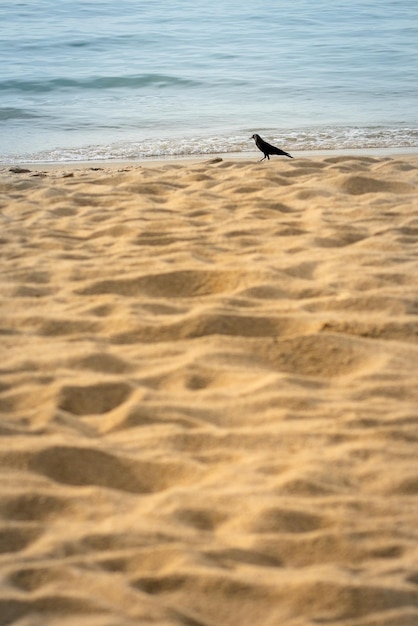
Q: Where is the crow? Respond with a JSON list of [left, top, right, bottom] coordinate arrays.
[[251, 133, 293, 161]]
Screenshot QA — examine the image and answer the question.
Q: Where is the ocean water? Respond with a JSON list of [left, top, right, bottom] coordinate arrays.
[[1, 0, 418, 163]]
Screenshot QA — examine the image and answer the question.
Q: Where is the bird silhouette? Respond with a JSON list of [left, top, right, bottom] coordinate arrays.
[[251, 133, 293, 161]]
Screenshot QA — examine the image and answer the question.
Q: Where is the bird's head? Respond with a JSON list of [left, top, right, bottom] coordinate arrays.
[[250, 133, 258, 140]]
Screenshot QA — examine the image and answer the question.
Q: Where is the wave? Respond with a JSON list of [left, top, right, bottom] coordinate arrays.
[[278, 126, 418, 151], [0, 107, 43, 121], [5, 126, 418, 164], [0, 74, 204, 93]]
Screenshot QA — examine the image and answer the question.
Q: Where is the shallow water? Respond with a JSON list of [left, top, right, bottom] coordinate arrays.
[[1, 0, 418, 162]]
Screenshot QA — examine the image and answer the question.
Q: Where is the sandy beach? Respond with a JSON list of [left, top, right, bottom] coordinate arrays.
[[1, 153, 418, 625]]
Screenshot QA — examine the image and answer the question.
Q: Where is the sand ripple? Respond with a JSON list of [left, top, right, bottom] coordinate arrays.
[[1, 155, 418, 625]]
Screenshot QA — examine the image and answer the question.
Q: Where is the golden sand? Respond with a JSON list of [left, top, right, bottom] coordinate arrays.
[[1, 154, 418, 625]]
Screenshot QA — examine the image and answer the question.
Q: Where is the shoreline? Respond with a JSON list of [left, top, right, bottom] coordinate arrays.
[[2, 145, 418, 171]]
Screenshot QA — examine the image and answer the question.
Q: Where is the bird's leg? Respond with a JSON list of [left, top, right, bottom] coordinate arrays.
[[259, 155, 267, 162]]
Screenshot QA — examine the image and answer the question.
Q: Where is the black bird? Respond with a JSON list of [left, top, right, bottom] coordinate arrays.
[[251, 133, 293, 161]]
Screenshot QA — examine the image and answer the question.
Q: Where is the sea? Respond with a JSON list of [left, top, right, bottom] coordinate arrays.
[[1, 0, 418, 163]]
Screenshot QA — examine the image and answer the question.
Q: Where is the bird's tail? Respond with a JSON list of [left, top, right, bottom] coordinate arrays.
[[272, 147, 293, 158]]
